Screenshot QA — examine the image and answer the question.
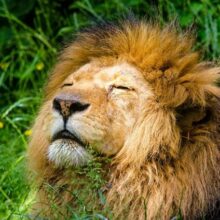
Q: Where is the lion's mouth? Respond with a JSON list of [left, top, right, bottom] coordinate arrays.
[[49, 130, 90, 167], [52, 130, 85, 147]]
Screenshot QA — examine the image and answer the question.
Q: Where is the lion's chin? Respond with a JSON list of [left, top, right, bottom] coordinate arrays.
[[47, 139, 91, 167]]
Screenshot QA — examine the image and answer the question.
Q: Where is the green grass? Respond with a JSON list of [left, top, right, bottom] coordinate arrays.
[[0, 0, 220, 219]]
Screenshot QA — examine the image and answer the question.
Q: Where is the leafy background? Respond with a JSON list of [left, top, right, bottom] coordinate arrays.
[[0, 0, 220, 219]]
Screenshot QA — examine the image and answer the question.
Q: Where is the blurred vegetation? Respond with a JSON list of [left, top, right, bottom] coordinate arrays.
[[0, 0, 219, 219]]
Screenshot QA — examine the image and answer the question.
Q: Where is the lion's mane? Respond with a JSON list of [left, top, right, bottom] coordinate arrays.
[[28, 18, 220, 219]]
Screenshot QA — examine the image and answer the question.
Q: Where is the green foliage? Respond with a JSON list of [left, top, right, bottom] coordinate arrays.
[[158, 0, 220, 59], [38, 149, 111, 219], [68, 149, 112, 219], [0, 0, 219, 219]]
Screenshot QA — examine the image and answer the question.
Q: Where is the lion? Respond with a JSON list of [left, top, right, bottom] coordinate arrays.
[[28, 18, 220, 219]]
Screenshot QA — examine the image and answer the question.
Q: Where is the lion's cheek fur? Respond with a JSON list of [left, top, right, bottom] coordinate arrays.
[[105, 106, 220, 219], [28, 103, 52, 175]]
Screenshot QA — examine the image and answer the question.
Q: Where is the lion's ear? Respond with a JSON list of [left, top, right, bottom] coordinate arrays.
[[176, 104, 212, 131]]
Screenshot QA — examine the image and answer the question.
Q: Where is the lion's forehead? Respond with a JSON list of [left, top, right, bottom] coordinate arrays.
[[71, 62, 145, 90], [94, 63, 139, 86]]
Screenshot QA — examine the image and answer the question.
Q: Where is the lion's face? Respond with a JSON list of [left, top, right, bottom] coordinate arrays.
[[45, 62, 152, 167]]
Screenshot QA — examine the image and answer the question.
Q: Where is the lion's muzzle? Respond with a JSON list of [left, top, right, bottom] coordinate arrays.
[[53, 93, 90, 121], [48, 127, 90, 167]]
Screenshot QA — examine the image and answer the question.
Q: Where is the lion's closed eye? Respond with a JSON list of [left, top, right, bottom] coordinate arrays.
[[109, 85, 135, 92], [61, 83, 73, 88], [114, 85, 131, 90]]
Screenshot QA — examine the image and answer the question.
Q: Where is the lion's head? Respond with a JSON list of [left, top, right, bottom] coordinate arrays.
[[45, 62, 152, 167], [28, 19, 220, 219]]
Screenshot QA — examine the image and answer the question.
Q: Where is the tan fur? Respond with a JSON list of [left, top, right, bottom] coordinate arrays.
[[28, 19, 220, 219]]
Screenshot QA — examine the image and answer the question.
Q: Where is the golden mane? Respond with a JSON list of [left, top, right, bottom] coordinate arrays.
[[29, 18, 220, 219]]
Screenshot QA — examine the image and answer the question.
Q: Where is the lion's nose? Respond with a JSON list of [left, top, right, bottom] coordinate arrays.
[[53, 96, 90, 119]]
